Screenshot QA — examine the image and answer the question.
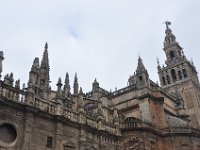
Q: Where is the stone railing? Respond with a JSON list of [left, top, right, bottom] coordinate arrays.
[[111, 84, 137, 97], [0, 80, 120, 136], [162, 127, 200, 135], [63, 108, 78, 122], [0, 81, 26, 103], [34, 98, 56, 114], [85, 117, 120, 135], [120, 120, 155, 131]]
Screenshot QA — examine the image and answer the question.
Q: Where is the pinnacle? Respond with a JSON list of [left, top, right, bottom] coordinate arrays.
[[65, 72, 69, 83], [41, 42, 49, 69], [74, 73, 78, 82], [45, 42, 48, 50]]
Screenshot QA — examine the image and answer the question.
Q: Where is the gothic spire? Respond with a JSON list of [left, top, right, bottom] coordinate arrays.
[[39, 42, 50, 91], [63, 72, 70, 97], [73, 73, 79, 95], [41, 42, 49, 69]]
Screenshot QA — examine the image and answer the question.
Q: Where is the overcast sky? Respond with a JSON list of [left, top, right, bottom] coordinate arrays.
[[0, 0, 200, 92]]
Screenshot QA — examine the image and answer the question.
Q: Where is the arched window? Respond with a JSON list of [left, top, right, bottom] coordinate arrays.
[[178, 71, 182, 80], [166, 75, 170, 84], [171, 69, 177, 82], [162, 76, 166, 85], [169, 51, 175, 59], [183, 69, 187, 78]]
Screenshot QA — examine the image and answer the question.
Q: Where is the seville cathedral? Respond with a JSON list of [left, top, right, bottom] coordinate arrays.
[[1, 23, 200, 150]]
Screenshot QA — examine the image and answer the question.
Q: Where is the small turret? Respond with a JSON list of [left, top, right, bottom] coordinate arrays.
[[73, 73, 79, 95]]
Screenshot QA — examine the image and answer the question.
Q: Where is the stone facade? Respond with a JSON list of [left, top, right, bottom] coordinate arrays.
[[1, 23, 200, 150]]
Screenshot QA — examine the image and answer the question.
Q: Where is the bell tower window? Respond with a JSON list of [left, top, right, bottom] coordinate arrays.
[[178, 71, 182, 80], [162, 76, 166, 86], [171, 69, 177, 82], [183, 69, 187, 78], [166, 75, 170, 84], [169, 51, 175, 59]]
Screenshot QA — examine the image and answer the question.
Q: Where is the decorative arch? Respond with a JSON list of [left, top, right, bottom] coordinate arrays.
[[124, 117, 139, 128]]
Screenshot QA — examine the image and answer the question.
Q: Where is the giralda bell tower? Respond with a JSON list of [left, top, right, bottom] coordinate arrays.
[[158, 21, 200, 127]]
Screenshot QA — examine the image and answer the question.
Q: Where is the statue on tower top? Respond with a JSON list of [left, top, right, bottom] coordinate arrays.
[[165, 21, 171, 28]]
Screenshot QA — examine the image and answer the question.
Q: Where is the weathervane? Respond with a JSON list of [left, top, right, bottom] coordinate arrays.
[[164, 21, 171, 28]]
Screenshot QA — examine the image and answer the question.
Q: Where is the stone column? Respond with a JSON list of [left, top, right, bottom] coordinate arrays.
[[22, 110, 34, 150]]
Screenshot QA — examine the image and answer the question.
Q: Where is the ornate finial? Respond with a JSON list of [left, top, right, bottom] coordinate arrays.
[[56, 77, 63, 98], [57, 77, 62, 86], [164, 21, 171, 29]]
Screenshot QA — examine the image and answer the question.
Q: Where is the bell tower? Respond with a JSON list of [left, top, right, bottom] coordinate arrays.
[[158, 21, 200, 127]]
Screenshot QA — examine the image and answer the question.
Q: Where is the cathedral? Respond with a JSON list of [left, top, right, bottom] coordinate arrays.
[[1, 23, 200, 150]]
